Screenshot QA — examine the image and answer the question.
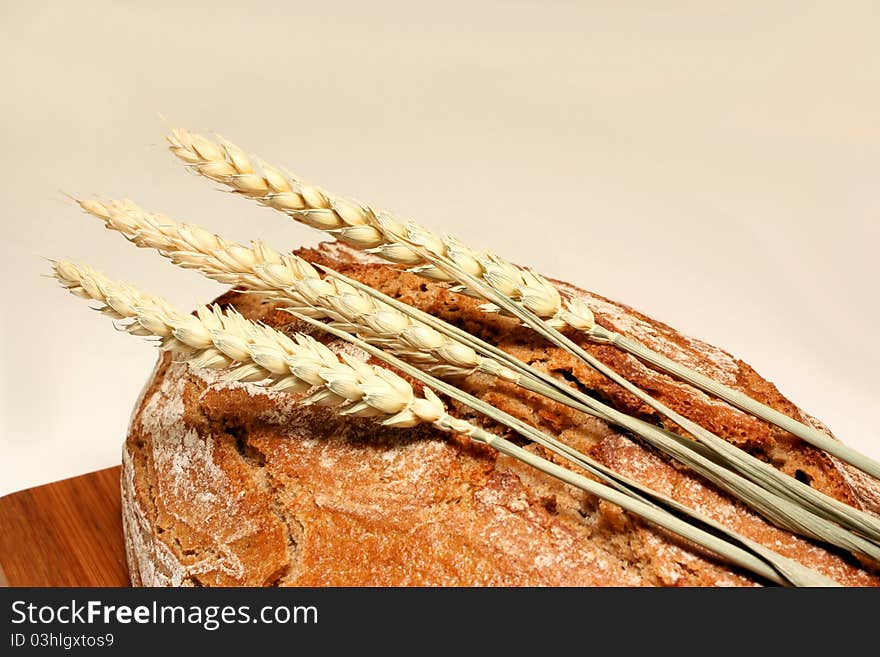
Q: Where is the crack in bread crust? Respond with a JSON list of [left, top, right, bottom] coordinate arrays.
[[121, 243, 880, 586]]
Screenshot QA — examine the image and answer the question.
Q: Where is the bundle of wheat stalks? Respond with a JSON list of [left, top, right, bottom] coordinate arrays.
[[51, 128, 880, 587]]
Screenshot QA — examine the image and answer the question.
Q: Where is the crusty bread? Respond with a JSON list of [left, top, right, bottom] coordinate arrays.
[[121, 243, 880, 586]]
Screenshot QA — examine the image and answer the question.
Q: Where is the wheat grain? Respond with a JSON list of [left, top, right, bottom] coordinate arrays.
[[166, 128, 593, 331]]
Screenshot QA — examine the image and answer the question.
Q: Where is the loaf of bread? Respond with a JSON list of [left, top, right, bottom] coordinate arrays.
[[121, 243, 880, 586]]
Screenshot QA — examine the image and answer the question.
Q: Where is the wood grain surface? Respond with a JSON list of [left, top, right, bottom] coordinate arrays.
[[0, 467, 129, 587]]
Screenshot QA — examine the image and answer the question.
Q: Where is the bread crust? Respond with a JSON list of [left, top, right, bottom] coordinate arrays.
[[121, 243, 880, 586]]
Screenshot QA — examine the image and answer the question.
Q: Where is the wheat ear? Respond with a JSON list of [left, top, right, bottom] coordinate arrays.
[[51, 260, 452, 426], [51, 259, 832, 586], [165, 128, 593, 331], [78, 198, 516, 381], [166, 128, 880, 484]]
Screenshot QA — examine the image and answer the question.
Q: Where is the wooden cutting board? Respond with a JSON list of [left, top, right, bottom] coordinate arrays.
[[0, 467, 130, 587]]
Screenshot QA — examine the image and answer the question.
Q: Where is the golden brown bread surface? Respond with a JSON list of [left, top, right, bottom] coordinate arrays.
[[121, 243, 880, 586]]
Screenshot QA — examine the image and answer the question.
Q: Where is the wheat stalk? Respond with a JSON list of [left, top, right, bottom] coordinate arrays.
[[50, 259, 836, 586], [77, 198, 880, 558], [307, 268, 880, 560], [166, 127, 880, 483]]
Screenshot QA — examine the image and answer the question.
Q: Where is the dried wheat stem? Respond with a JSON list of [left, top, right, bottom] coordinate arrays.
[[166, 128, 595, 332], [75, 200, 863, 562]]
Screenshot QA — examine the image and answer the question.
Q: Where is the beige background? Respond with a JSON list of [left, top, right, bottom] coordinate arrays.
[[1, 1, 878, 496]]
